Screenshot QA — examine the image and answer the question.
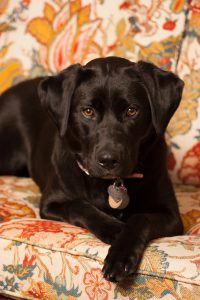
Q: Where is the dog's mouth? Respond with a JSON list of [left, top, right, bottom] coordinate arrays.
[[76, 159, 143, 180]]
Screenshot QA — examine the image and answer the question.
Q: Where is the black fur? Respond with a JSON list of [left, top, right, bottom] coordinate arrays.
[[0, 57, 184, 282]]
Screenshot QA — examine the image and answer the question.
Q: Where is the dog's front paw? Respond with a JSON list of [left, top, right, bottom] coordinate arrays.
[[96, 220, 124, 245], [102, 242, 143, 282]]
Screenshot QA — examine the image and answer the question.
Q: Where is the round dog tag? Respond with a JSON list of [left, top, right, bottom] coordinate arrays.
[[108, 179, 130, 209]]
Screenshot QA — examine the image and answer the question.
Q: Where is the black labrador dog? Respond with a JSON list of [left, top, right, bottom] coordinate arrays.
[[0, 57, 184, 282]]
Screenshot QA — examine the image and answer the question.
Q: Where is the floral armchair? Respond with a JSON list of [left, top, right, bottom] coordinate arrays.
[[0, 1, 199, 299]]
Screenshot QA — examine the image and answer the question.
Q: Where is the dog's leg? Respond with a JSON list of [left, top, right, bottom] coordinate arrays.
[[102, 176, 183, 282], [102, 210, 182, 282], [40, 190, 124, 245], [0, 128, 28, 176]]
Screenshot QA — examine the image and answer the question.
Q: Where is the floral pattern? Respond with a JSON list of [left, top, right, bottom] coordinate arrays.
[[0, 177, 199, 299], [26, 1, 101, 73], [167, 0, 200, 186], [83, 268, 111, 300], [0, 0, 200, 298], [177, 132, 200, 187]]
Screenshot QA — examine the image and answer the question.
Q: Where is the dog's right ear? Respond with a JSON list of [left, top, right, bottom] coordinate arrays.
[[38, 64, 82, 137], [136, 61, 184, 135]]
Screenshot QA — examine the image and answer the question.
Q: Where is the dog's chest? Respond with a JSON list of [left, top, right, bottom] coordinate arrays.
[[89, 186, 109, 209], [87, 181, 126, 219]]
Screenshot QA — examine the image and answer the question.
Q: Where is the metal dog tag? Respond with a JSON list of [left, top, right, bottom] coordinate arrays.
[[108, 179, 130, 209]]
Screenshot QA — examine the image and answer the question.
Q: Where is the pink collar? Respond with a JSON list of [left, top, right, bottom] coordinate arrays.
[[77, 160, 90, 175], [76, 160, 143, 179]]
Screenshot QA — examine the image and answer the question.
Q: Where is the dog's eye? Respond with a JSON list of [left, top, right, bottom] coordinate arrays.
[[126, 107, 138, 118], [82, 107, 95, 118]]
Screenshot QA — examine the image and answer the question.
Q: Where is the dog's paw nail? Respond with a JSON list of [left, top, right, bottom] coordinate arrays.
[[104, 272, 117, 283], [124, 265, 129, 273], [102, 266, 106, 275]]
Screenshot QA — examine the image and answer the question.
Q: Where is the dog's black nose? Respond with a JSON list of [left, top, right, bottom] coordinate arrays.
[[97, 152, 119, 170]]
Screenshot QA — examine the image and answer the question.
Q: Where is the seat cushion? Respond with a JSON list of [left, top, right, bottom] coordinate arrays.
[[0, 176, 199, 299]]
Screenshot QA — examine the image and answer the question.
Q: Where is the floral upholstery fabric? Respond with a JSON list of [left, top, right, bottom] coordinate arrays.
[[0, 0, 186, 81], [0, 1, 200, 299], [0, 176, 199, 300], [167, 0, 200, 187]]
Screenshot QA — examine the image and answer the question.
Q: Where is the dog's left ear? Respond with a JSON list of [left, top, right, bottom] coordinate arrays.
[[38, 64, 82, 137], [137, 61, 184, 135]]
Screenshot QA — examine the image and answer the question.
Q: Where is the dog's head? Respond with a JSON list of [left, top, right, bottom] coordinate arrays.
[[38, 57, 184, 178]]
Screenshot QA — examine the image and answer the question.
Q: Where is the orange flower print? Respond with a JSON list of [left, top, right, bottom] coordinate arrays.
[[171, 0, 185, 13], [23, 281, 57, 299], [163, 19, 176, 31], [0, 219, 87, 250], [23, 254, 36, 266], [181, 209, 200, 233], [0, 45, 25, 94], [22, 0, 31, 6], [0, 197, 36, 222], [188, 224, 200, 234], [0, 0, 9, 15], [178, 134, 200, 186], [83, 268, 111, 300], [27, 0, 101, 73], [189, 1, 200, 37], [19, 220, 64, 239], [192, 260, 200, 272]]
